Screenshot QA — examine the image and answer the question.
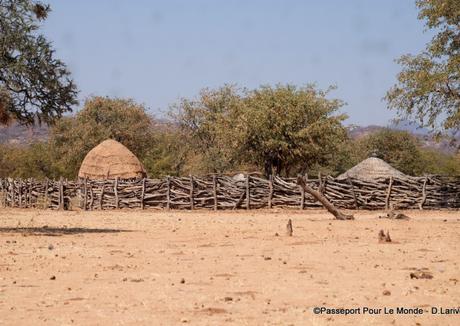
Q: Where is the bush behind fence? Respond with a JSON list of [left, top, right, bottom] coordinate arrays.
[[0, 174, 459, 211]]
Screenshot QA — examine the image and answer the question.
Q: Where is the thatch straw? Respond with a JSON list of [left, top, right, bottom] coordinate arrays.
[[337, 157, 406, 180], [78, 139, 146, 180]]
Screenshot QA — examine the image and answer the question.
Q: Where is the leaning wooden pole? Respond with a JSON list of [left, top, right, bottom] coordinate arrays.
[[297, 176, 354, 220]]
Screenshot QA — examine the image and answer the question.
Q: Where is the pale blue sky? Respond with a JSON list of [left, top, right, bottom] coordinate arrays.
[[42, 0, 432, 125]]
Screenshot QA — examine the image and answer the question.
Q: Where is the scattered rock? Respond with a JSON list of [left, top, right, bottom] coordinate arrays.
[[50, 275, 56, 280], [264, 257, 272, 261], [274, 233, 279, 237], [378, 230, 392, 243], [286, 219, 293, 236], [379, 211, 410, 220], [200, 307, 227, 315], [410, 271, 433, 279], [48, 244, 54, 250], [224, 296, 233, 302], [180, 278, 185, 284], [382, 290, 391, 296]]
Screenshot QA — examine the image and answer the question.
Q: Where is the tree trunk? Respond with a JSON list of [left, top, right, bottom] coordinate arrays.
[[297, 176, 354, 220]]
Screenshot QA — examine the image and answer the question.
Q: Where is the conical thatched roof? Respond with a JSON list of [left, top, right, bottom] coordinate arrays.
[[78, 139, 146, 180], [337, 157, 406, 180]]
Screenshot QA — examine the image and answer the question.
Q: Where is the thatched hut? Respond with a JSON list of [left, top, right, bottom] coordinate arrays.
[[78, 139, 146, 180], [337, 157, 406, 181]]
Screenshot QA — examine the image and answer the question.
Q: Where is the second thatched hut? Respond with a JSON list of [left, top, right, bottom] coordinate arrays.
[[337, 157, 407, 181]]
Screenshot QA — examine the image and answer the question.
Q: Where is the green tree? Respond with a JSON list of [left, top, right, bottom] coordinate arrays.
[[142, 124, 189, 177], [0, 142, 59, 179], [0, 0, 77, 125], [386, 0, 460, 134], [171, 85, 246, 173], [357, 129, 424, 175], [419, 147, 460, 175], [49, 97, 154, 178], [172, 84, 348, 177], [243, 85, 348, 176]]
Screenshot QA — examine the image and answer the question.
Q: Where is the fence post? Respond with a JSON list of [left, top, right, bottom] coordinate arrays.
[[99, 184, 105, 210], [27, 178, 31, 208], [323, 175, 328, 195], [89, 183, 94, 211], [189, 175, 194, 210], [347, 177, 359, 210], [318, 172, 324, 194], [419, 177, 427, 210], [300, 176, 305, 210], [246, 174, 250, 210], [11, 179, 15, 207], [44, 179, 49, 209], [11, 180, 13, 207], [0, 179, 4, 208], [18, 179, 23, 208], [0, 179, 3, 208], [2, 179, 6, 208], [268, 175, 273, 209], [59, 177, 64, 210], [27, 178, 31, 207], [213, 174, 218, 211], [141, 178, 146, 209], [24, 179, 28, 207], [4, 179, 7, 207], [166, 176, 171, 210], [114, 177, 119, 209], [83, 178, 88, 210], [65, 178, 68, 208], [385, 177, 393, 210]]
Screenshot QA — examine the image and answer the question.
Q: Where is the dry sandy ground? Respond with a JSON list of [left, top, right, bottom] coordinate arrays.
[[0, 208, 459, 326]]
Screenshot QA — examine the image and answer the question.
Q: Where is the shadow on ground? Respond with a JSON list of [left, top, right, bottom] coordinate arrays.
[[0, 226, 132, 236]]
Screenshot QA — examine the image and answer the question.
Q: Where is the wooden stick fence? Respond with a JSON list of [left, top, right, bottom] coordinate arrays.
[[0, 174, 459, 210]]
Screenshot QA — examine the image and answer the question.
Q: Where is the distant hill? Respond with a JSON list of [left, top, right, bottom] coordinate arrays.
[[348, 125, 459, 154], [0, 120, 458, 154], [0, 122, 49, 145]]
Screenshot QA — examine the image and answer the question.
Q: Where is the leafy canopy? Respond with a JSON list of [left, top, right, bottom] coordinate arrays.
[[171, 85, 247, 174], [243, 84, 348, 176], [0, 0, 77, 125], [386, 0, 460, 135], [49, 97, 154, 178], [172, 84, 348, 177]]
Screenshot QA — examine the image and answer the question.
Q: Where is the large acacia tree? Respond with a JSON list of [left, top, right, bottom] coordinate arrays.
[[0, 0, 77, 125], [386, 0, 460, 135], [243, 85, 348, 176], [172, 84, 348, 177]]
